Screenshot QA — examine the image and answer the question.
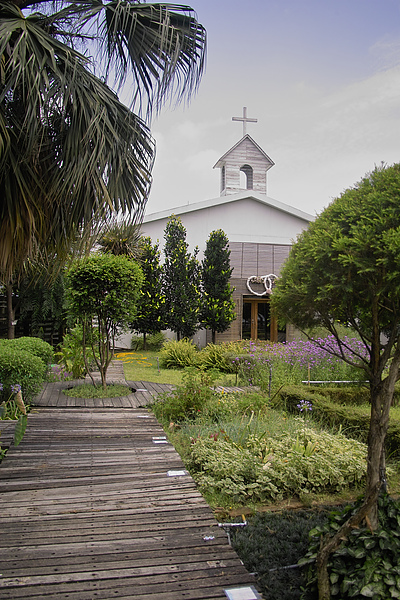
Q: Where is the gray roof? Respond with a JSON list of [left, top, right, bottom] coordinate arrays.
[[143, 190, 315, 224]]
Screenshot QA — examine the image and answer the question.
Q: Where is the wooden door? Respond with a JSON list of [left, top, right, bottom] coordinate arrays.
[[242, 298, 278, 342]]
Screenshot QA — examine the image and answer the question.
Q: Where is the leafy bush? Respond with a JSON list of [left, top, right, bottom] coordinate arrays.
[[186, 424, 367, 505], [300, 493, 400, 599], [153, 368, 217, 423], [55, 325, 98, 378], [199, 342, 243, 373], [0, 347, 46, 403], [130, 331, 166, 351], [0, 337, 53, 369], [159, 338, 199, 369]]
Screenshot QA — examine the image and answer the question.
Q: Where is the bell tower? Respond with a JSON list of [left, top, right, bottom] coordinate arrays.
[[214, 107, 275, 196]]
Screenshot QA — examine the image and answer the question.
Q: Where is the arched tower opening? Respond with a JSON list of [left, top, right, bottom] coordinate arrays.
[[240, 164, 253, 190]]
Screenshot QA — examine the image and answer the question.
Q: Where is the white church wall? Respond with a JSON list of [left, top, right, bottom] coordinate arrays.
[[141, 195, 311, 256]]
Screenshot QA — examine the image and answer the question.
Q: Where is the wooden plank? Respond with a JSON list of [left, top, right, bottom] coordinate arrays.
[[0, 406, 258, 600]]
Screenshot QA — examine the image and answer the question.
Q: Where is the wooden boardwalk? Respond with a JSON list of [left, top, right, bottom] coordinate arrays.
[[0, 368, 260, 600]]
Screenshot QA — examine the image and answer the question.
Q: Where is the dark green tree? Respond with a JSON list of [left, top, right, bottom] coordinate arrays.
[[18, 271, 66, 345], [163, 216, 200, 340], [200, 229, 235, 343], [130, 237, 165, 349], [66, 254, 143, 388], [271, 163, 400, 599]]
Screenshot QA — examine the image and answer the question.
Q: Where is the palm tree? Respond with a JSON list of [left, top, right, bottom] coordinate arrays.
[[0, 1, 206, 284], [98, 219, 144, 260]]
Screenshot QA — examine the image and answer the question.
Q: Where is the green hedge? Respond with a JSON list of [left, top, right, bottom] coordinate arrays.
[[0, 337, 53, 369], [273, 385, 400, 458], [0, 346, 47, 403]]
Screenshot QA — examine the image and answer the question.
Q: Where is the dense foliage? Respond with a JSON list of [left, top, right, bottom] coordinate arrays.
[[130, 237, 165, 347], [66, 254, 143, 387], [162, 216, 201, 339], [300, 494, 400, 599], [200, 229, 235, 342], [272, 164, 400, 532]]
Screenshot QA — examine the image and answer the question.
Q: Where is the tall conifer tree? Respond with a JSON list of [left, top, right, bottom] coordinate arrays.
[[130, 237, 165, 348], [200, 229, 235, 343], [163, 216, 200, 340]]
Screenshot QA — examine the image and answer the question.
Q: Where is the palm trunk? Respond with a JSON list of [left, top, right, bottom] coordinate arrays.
[[6, 282, 15, 339]]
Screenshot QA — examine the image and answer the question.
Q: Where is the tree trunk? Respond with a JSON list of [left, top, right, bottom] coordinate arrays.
[[143, 331, 147, 351], [316, 482, 381, 600], [212, 330, 216, 344], [315, 341, 400, 599], [6, 282, 15, 339]]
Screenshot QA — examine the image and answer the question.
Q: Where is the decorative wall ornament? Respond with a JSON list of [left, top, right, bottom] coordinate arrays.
[[246, 274, 277, 296]]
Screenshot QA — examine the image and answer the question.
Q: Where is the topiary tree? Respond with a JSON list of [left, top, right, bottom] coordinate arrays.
[[162, 216, 200, 340], [200, 229, 235, 343], [66, 254, 143, 388], [130, 237, 165, 349], [271, 163, 400, 599]]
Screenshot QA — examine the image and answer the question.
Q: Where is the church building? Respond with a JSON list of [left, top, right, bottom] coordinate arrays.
[[141, 108, 314, 346]]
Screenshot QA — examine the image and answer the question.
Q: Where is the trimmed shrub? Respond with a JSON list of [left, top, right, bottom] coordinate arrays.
[[1, 337, 53, 368], [159, 338, 199, 369], [0, 347, 46, 403], [313, 385, 370, 406]]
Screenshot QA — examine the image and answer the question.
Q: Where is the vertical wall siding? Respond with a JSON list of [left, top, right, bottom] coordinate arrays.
[[229, 242, 290, 278], [215, 242, 291, 343]]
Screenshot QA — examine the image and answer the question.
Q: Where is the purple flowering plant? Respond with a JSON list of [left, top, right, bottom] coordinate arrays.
[[0, 382, 26, 421], [234, 336, 367, 391]]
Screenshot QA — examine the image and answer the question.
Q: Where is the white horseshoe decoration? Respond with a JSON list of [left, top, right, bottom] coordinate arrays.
[[246, 274, 277, 296]]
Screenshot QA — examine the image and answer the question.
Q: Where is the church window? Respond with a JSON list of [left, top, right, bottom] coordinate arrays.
[[240, 164, 253, 190], [221, 166, 226, 192]]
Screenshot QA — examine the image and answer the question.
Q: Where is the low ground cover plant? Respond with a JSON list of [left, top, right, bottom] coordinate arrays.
[[63, 383, 132, 398], [152, 369, 369, 508], [231, 509, 331, 600], [300, 493, 400, 599]]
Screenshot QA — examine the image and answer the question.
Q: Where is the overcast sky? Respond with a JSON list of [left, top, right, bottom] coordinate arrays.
[[144, 0, 400, 219]]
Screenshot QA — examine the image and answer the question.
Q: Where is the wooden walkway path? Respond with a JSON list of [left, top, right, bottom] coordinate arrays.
[[0, 365, 260, 600]]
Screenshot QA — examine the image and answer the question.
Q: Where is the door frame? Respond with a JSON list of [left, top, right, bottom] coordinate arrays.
[[242, 297, 278, 342]]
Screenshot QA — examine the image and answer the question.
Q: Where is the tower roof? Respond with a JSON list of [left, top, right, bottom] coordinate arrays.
[[213, 134, 275, 170]]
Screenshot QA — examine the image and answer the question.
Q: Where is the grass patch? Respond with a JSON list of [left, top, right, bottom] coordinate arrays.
[[63, 383, 132, 398], [116, 350, 238, 387]]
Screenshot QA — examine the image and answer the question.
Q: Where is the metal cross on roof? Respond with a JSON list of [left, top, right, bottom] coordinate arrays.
[[232, 106, 258, 136]]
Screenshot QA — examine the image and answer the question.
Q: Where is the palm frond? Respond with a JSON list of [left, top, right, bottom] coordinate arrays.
[[0, 3, 154, 278], [25, 1, 206, 118]]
